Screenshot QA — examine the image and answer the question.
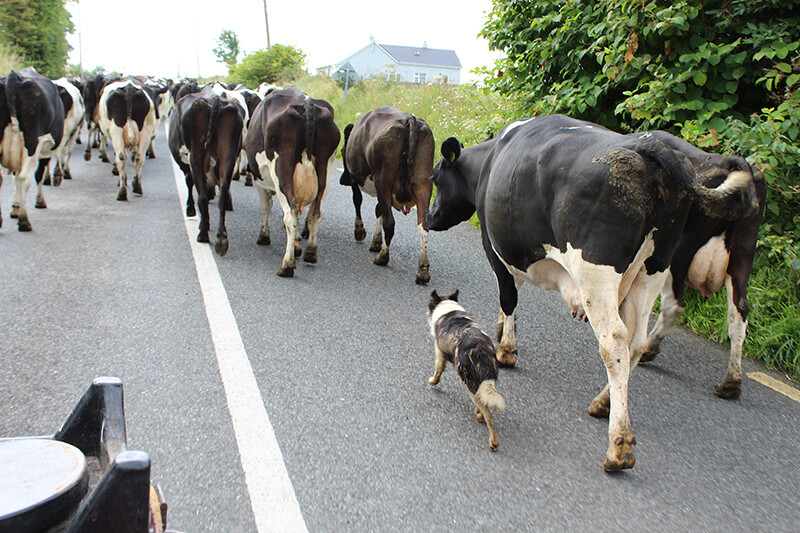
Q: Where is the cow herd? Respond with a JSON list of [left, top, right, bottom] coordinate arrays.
[[0, 67, 767, 471]]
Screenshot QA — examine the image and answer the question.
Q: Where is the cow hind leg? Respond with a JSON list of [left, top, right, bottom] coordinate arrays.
[[302, 201, 323, 264], [34, 160, 48, 209], [578, 273, 636, 472], [415, 222, 430, 285], [641, 272, 685, 362], [116, 151, 128, 201], [256, 186, 273, 245], [716, 276, 746, 399], [183, 170, 196, 218], [370, 212, 383, 253], [277, 207, 300, 277], [374, 207, 394, 266], [351, 184, 366, 241]]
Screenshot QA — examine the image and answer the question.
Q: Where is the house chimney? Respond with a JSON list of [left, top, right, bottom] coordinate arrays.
[[423, 41, 428, 48]]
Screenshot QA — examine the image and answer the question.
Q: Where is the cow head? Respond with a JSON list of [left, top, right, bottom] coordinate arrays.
[[427, 137, 475, 231]]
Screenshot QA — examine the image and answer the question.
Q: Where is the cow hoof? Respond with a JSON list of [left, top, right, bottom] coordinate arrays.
[[714, 378, 742, 400], [186, 205, 196, 218], [18, 218, 32, 232], [245, 176, 253, 187], [10, 205, 19, 218], [276, 266, 295, 278], [197, 231, 210, 243], [604, 435, 636, 472], [354, 223, 366, 241], [474, 406, 484, 423], [64, 172, 72, 180], [117, 189, 128, 202], [301, 225, 309, 240], [111, 165, 119, 176], [53, 176, 62, 187], [369, 241, 382, 253], [225, 198, 233, 212], [303, 245, 318, 263], [92, 140, 99, 148], [35, 199, 47, 209], [294, 241, 302, 257], [146, 150, 155, 159], [415, 267, 431, 285], [586, 394, 611, 418], [496, 345, 517, 367], [44, 175, 51, 186], [84, 152, 92, 161], [639, 345, 659, 363], [256, 232, 271, 245], [132, 179, 142, 195], [373, 249, 389, 266], [215, 237, 229, 257]]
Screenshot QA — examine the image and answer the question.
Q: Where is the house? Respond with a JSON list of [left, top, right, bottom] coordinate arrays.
[[318, 37, 462, 85]]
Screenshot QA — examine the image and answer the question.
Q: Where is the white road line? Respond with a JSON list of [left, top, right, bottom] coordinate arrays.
[[170, 149, 307, 533]]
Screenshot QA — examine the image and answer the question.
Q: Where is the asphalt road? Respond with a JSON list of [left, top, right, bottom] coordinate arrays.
[[1, 125, 799, 532]]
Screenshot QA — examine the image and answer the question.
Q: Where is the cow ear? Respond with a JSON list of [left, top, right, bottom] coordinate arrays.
[[441, 137, 461, 164], [344, 123, 354, 141]]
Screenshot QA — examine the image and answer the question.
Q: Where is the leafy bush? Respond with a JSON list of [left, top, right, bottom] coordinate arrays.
[[0, 0, 73, 77], [228, 44, 306, 87]]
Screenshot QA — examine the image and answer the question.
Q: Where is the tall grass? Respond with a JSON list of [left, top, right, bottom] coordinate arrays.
[[294, 74, 522, 150], [292, 73, 799, 381], [0, 40, 25, 73]]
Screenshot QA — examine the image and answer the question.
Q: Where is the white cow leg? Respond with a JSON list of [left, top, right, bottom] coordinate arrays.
[[642, 272, 684, 362], [578, 268, 636, 472], [716, 276, 746, 399], [369, 215, 383, 252], [302, 202, 322, 264], [277, 207, 299, 277], [256, 186, 274, 245], [132, 140, 147, 195], [116, 149, 128, 201], [416, 223, 430, 285], [13, 156, 38, 231]]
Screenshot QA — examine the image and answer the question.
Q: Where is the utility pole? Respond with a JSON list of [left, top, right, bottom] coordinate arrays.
[[262, 0, 271, 50], [77, 0, 83, 76]]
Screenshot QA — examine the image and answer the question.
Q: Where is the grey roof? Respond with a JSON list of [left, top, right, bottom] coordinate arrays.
[[379, 44, 461, 68]]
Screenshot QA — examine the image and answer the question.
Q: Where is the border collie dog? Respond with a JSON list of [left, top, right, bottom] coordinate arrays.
[[427, 290, 506, 451]]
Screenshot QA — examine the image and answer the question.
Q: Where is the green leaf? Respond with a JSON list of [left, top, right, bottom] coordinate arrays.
[[674, 82, 687, 94], [708, 54, 721, 66], [693, 71, 708, 86], [776, 63, 792, 74], [788, 74, 800, 87], [709, 117, 727, 131]]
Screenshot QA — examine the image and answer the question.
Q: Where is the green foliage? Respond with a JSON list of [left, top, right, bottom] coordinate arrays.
[[213, 30, 240, 70], [0, 0, 73, 77], [481, 0, 800, 132], [228, 44, 306, 87]]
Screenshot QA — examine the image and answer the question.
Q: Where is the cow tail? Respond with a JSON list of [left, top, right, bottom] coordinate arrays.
[[5, 70, 21, 123], [647, 135, 755, 220], [205, 96, 222, 151], [340, 123, 354, 186], [304, 98, 318, 157], [398, 115, 417, 204]]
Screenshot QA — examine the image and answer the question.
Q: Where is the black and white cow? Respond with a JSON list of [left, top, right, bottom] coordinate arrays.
[[50, 77, 86, 184], [96, 78, 158, 201], [82, 74, 119, 162], [340, 105, 434, 284], [145, 78, 174, 159], [207, 82, 250, 186], [639, 131, 767, 399], [245, 86, 340, 277], [169, 91, 243, 255], [426, 115, 758, 471], [0, 67, 65, 231]]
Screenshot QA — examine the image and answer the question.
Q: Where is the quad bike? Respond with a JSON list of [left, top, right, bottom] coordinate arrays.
[[0, 377, 179, 532]]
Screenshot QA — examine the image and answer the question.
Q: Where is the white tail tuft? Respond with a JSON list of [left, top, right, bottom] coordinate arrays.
[[715, 170, 751, 195], [476, 380, 506, 413]]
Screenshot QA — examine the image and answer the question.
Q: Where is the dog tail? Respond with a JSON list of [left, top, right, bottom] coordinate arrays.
[[476, 380, 505, 413]]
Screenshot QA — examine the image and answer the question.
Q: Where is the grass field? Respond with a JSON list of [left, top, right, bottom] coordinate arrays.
[[293, 74, 799, 381]]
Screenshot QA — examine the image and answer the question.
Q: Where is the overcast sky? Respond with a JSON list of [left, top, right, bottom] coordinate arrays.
[[66, 0, 502, 83]]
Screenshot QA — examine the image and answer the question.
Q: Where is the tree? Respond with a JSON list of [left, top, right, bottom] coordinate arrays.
[[213, 29, 240, 70], [228, 44, 306, 87], [0, 0, 73, 77]]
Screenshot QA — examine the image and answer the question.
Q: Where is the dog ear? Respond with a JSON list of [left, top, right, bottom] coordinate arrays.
[[447, 289, 459, 302], [430, 290, 441, 304]]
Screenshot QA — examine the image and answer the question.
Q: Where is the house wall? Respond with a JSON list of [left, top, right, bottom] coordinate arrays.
[[344, 43, 461, 85], [394, 64, 460, 85]]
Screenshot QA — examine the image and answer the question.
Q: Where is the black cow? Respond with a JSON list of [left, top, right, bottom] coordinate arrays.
[[340, 105, 434, 284], [169, 91, 243, 255], [426, 115, 757, 471], [82, 74, 119, 162], [639, 131, 767, 399], [0, 67, 65, 231], [245, 86, 340, 277]]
